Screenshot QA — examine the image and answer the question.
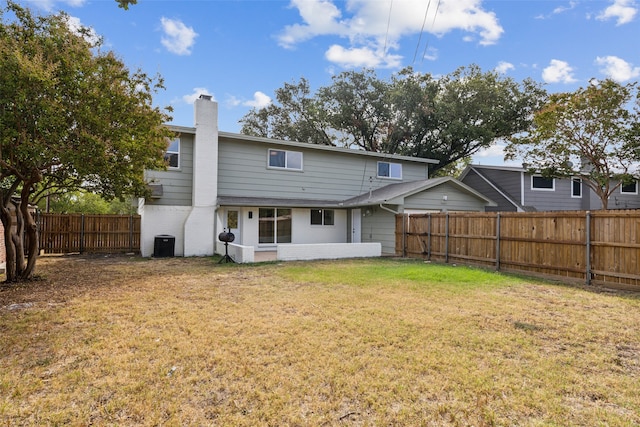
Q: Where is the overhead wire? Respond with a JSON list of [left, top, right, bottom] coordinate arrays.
[[382, 0, 393, 56], [421, 0, 441, 63], [413, 0, 432, 64]]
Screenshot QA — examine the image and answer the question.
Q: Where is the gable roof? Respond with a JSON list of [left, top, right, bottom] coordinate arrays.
[[458, 164, 524, 180], [168, 124, 439, 165], [342, 177, 496, 207], [459, 164, 530, 212], [217, 177, 495, 208]]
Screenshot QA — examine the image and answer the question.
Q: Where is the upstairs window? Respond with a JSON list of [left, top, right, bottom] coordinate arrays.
[[310, 209, 334, 226], [164, 138, 180, 168], [571, 178, 582, 198], [531, 175, 554, 191], [377, 161, 402, 179], [268, 149, 303, 171], [621, 181, 638, 194]]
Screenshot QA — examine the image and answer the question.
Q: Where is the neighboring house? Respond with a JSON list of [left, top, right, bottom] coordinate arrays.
[[459, 164, 640, 212], [139, 95, 495, 261]]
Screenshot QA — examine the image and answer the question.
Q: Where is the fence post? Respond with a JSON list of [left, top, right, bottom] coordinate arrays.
[[496, 212, 501, 271], [80, 214, 85, 254], [445, 213, 449, 264], [427, 213, 432, 260], [586, 211, 591, 286], [129, 214, 134, 253]]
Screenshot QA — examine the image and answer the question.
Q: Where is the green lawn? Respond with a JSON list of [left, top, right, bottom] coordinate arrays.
[[1, 256, 639, 426]]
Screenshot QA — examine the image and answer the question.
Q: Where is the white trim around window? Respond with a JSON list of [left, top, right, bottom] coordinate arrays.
[[268, 149, 303, 171], [164, 138, 180, 169], [531, 175, 555, 191], [377, 161, 402, 180], [571, 177, 582, 198], [620, 180, 638, 195]]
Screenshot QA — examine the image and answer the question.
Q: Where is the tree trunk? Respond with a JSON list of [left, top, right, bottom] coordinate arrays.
[[11, 200, 25, 277], [20, 196, 38, 280], [0, 205, 17, 282], [19, 186, 38, 280]]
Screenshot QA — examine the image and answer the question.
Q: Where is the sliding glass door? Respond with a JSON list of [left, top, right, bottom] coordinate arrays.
[[258, 208, 291, 244]]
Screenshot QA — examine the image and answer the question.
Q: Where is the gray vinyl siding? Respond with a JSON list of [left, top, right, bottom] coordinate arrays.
[[460, 170, 517, 212], [608, 182, 640, 209], [361, 207, 397, 255], [520, 176, 640, 211], [463, 166, 640, 212], [404, 182, 487, 212], [217, 138, 429, 200], [480, 168, 522, 203], [145, 134, 194, 206], [523, 175, 584, 211]]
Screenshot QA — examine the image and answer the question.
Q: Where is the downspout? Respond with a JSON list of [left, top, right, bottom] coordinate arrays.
[[379, 203, 400, 215], [521, 171, 525, 207]]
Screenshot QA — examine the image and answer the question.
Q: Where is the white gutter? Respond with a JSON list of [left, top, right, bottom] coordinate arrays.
[[379, 203, 400, 215], [521, 171, 525, 209]]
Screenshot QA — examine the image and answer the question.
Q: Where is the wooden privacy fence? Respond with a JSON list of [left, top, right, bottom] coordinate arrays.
[[396, 210, 640, 291], [39, 214, 141, 254]]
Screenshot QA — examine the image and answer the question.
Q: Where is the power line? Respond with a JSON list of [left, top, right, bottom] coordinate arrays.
[[383, 0, 393, 56], [421, 0, 440, 63], [413, 0, 432, 64]]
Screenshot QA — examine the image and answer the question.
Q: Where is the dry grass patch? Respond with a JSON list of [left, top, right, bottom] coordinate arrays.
[[1, 255, 639, 426]]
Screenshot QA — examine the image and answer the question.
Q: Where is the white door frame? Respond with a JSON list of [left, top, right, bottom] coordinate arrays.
[[351, 208, 361, 243], [225, 208, 241, 244]]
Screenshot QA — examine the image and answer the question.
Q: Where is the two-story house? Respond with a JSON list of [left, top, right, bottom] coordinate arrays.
[[459, 164, 640, 212], [139, 95, 495, 262]]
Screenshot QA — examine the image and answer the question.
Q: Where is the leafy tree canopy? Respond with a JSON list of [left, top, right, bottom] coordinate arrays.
[[116, 0, 137, 9], [38, 191, 137, 215], [240, 65, 547, 174], [505, 79, 640, 210], [0, 2, 173, 281]]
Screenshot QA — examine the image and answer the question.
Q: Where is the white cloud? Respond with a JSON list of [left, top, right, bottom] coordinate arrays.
[[475, 143, 505, 159], [182, 88, 215, 105], [243, 92, 272, 108], [278, 0, 347, 47], [278, 0, 503, 68], [596, 56, 640, 81], [495, 61, 515, 74], [24, 0, 85, 11], [597, 0, 637, 25], [160, 17, 197, 55], [226, 92, 272, 108], [64, 15, 100, 45], [325, 45, 401, 68], [542, 59, 577, 83], [535, 1, 577, 19]]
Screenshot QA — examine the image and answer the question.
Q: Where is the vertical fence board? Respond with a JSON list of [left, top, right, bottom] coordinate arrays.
[[39, 214, 141, 254], [397, 210, 639, 291]]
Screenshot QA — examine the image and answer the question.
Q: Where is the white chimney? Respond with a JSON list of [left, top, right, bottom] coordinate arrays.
[[192, 95, 218, 207], [183, 95, 218, 256]]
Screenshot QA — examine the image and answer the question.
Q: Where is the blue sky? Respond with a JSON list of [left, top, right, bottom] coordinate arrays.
[[18, 0, 640, 165]]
